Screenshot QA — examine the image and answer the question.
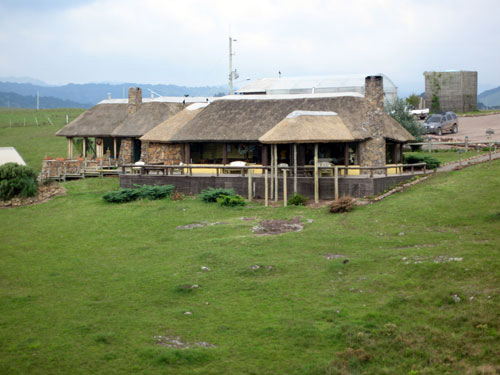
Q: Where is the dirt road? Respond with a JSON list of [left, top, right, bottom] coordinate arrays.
[[455, 114, 500, 142]]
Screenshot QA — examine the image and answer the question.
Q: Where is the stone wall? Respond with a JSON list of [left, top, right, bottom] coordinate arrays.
[[141, 142, 183, 164], [359, 76, 386, 169], [40, 157, 114, 180], [119, 138, 134, 164], [120, 174, 415, 199]]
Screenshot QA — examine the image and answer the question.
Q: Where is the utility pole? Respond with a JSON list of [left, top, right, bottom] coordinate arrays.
[[36, 91, 39, 110], [229, 36, 238, 95]]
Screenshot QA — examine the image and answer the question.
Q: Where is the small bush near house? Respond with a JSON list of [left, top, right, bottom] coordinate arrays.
[[0, 162, 38, 200], [329, 196, 356, 213], [404, 154, 441, 169], [103, 184, 174, 203], [288, 193, 308, 206], [200, 188, 235, 203], [216, 194, 246, 207]]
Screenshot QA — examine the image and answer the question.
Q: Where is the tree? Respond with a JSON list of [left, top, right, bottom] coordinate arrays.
[[385, 98, 423, 142], [405, 94, 420, 109]]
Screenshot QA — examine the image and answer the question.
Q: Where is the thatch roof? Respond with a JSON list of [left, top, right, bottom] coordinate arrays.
[[140, 104, 207, 143], [380, 115, 414, 142], [168, 95, 370, 143], [111, 102, 184, 137], [56, 103, 129, 137], [259, 111, 369, 143]]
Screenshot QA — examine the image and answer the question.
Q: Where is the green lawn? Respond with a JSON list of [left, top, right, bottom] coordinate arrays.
[[1, 160, 500, 374], [405, 150, 488, 165], [0, 108, 84, 173]]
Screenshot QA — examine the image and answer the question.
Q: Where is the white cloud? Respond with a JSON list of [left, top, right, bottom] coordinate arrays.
[[0, 0, 499, 93]]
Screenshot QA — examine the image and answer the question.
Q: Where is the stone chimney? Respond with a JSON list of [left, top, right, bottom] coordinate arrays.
[[359, 75, 386, 169], [365, 75, 384, 111], [128, 87, 142, 115]]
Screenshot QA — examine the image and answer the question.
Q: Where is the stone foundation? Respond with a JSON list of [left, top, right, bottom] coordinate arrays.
[[141, 142, 183, 164]]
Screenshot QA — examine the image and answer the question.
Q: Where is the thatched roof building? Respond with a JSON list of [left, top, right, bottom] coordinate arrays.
[[140, 103, 208, 143], [168, 94, 367, 143], [165, 93, 413, 143], [56, 103, 129, 137], [259, 110, 369, 144], [111, 102, 184, 138]]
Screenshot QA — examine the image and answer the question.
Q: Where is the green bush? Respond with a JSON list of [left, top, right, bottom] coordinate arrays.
[[0, 163, 38, 200], [288, 193, 307, 206], [216, 194, 246, 207], [103, 184, 174, 203], [404, 154, 441, 169], [200, 188, 235, 203]]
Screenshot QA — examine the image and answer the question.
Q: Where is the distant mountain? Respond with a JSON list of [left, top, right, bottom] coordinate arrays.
[[0, 92, 91, 109], [478, 86, 500, 108], [0, 76, 51, 86], [0, 81, 228, 107]]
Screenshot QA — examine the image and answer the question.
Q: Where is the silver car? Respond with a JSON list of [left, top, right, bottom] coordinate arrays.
[[423, 112, 458, 136]]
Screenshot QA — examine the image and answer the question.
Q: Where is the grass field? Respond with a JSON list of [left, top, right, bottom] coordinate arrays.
[[1, 159, 500, 374], [0, 108, 84, 173], [406, 150, 489, 165]]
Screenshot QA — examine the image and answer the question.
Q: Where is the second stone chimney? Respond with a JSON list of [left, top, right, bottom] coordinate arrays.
[[128, 87, 142, 115]]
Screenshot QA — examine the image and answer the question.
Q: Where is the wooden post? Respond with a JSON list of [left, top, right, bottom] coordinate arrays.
[[334, 165, 339, 200], [222, 143, 227, 165], [185, 144, 191, 164], [248, 169, 252, 201], [293, 143, 297, 194], [489, 142, 492, 167], [113, 138, 117, 159], [314, 143, 319, 203], [82, 137, 86, 158], [344, 143, 349, 166], [283, 169, 287, 207], [274, 144, 278, 202], [271, 145, 276, 200], [465, 136, 469, 152], [67, 138, 73, 159], [264, 169, 269, 207]]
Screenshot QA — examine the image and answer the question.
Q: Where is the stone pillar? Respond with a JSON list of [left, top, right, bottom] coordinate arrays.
[[128, 87, 142, 115], [140, 141, 150, 163], [359, 76, 386, 172], [119, 138, 134, 164]]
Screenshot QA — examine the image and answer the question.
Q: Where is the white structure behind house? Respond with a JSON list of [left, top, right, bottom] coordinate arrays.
[[236, 74, 398, 106]]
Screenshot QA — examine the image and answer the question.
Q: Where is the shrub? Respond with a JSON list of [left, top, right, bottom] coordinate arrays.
[[329, 196, 356, 213], [0, 163, 38, 200], [404, 154, 441, 169], [103, 184, 174, 203], [200, 188, 235, 203], [288, 193, 307, 206], [216, 194, 246, 207]]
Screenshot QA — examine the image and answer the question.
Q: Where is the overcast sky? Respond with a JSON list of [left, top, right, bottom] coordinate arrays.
[[0, 0, 499, 96]]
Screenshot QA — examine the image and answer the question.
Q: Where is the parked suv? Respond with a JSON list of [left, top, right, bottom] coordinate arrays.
[[423, 112, 458, 136]]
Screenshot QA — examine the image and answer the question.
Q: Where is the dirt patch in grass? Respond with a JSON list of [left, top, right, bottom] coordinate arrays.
[[176, 221, 227, 230], [252, 217, 304, 236], [0, 183, 66, 208], [153, 335, 215, 349]]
